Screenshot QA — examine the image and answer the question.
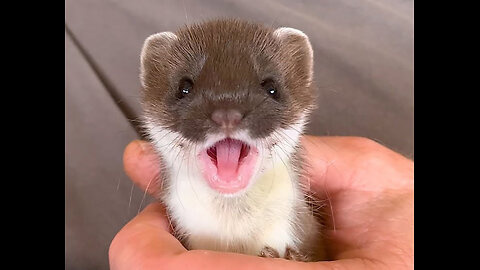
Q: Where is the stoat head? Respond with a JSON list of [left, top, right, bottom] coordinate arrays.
[[140, 19, 316, 195]]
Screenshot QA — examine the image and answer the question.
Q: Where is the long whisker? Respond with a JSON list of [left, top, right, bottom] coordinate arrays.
[[284, 122, 342, 159], [269, 132, 298, 197], [115, 177, 121, 192], [173, 138, 187, 211], [127, 182, 135, 219], [279, 129, 338, 231], [137, 171, 160, 214], [187, 141, 203, 206]]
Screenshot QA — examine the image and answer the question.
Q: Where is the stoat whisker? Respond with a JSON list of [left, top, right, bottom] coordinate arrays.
[[286, 123, 342, 161], [127, 182, 134, 217], [262, 136, 276, 196], [187, 142, 203, 206], [276, 128, 301, 148], [147, 128, 175, 146], [156, 133, 184, 152], [298, 158, 337, 232], [275, 128, 334, 227], [271, 131, 301, 193], [172, 136, 187, 211], [270, 134, 298, 199], [137, 171, 160, 214], [323, 186, 336, 232], [115, 177, 121, 193]]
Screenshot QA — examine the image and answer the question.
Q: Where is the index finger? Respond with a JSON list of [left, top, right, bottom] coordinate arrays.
[[301, 136, 413, 195], [123, 140, 162, 196]]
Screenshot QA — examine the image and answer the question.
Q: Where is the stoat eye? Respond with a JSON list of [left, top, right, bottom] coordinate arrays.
[[178, 78, 193, 99], [268, 87, 277, 96], [261, 78, 279, 100]]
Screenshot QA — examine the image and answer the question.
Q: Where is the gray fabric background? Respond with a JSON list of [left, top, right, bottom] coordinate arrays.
[[65, 1, 413, 269]]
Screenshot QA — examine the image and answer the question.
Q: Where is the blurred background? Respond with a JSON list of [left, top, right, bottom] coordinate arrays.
[[65, 0, 413, 269]]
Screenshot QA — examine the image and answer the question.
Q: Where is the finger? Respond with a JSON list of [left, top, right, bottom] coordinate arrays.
[[109, 202, 186, 270], [151, 247, 378, 270], [301, 136, 413, 194], [109, 204, 379, 270], [123, 140, 162, 196]]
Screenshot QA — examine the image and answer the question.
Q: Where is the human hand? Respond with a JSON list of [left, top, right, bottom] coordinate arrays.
[[109, 136, 413, 269]]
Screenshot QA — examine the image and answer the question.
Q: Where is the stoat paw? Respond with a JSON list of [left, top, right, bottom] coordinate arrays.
[[284, 246, 309, 262], [258, 246, 280, 258]]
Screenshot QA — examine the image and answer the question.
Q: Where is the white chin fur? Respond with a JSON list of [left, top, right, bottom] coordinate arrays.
[[144, 115, 307, 256]]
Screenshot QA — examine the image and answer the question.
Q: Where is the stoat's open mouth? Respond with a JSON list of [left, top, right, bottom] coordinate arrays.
[[199, 138, 258, 194]]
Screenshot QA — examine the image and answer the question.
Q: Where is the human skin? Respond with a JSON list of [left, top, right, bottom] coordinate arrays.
[[109, 136, 414, 270]]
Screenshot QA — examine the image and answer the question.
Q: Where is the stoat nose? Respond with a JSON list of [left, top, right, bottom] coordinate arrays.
[[211, 109, 243, 130]]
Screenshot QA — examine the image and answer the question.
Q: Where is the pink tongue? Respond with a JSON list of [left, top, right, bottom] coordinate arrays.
[[215, 139, 242, 182], [199, 138, 258, 194]]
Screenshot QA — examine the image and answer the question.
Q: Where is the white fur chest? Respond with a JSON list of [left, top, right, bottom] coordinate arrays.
[[164, 155, 301, 257]]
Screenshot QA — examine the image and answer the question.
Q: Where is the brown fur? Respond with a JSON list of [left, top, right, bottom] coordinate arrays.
[[141, 18, 316, 141]]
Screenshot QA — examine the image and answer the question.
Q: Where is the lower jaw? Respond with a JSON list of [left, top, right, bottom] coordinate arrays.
[[204, 178, 250, 194]]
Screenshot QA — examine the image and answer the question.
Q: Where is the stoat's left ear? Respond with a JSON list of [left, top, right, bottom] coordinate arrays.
[[273, 27, 314, 85]]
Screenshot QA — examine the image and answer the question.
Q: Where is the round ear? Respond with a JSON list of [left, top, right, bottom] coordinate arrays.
[[273, 27, 314, 86], [140, 32, 178, 88]]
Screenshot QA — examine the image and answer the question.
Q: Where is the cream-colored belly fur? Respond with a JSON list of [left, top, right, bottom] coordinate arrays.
[[164, 158, 303, 257]]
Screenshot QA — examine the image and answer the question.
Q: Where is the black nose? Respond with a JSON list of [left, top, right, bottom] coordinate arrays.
[[211, 109, 243, 131]]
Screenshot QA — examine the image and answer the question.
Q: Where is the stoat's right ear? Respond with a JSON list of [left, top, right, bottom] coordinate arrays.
[[140, 32, 177, 88]]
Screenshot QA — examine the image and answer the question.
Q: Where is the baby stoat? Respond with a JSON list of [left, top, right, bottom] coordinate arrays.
[[139, 19, 325, 261]]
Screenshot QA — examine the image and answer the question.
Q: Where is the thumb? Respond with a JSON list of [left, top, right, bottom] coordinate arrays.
[[123, 140, 162, 196], [109, 202, 186, 270]]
